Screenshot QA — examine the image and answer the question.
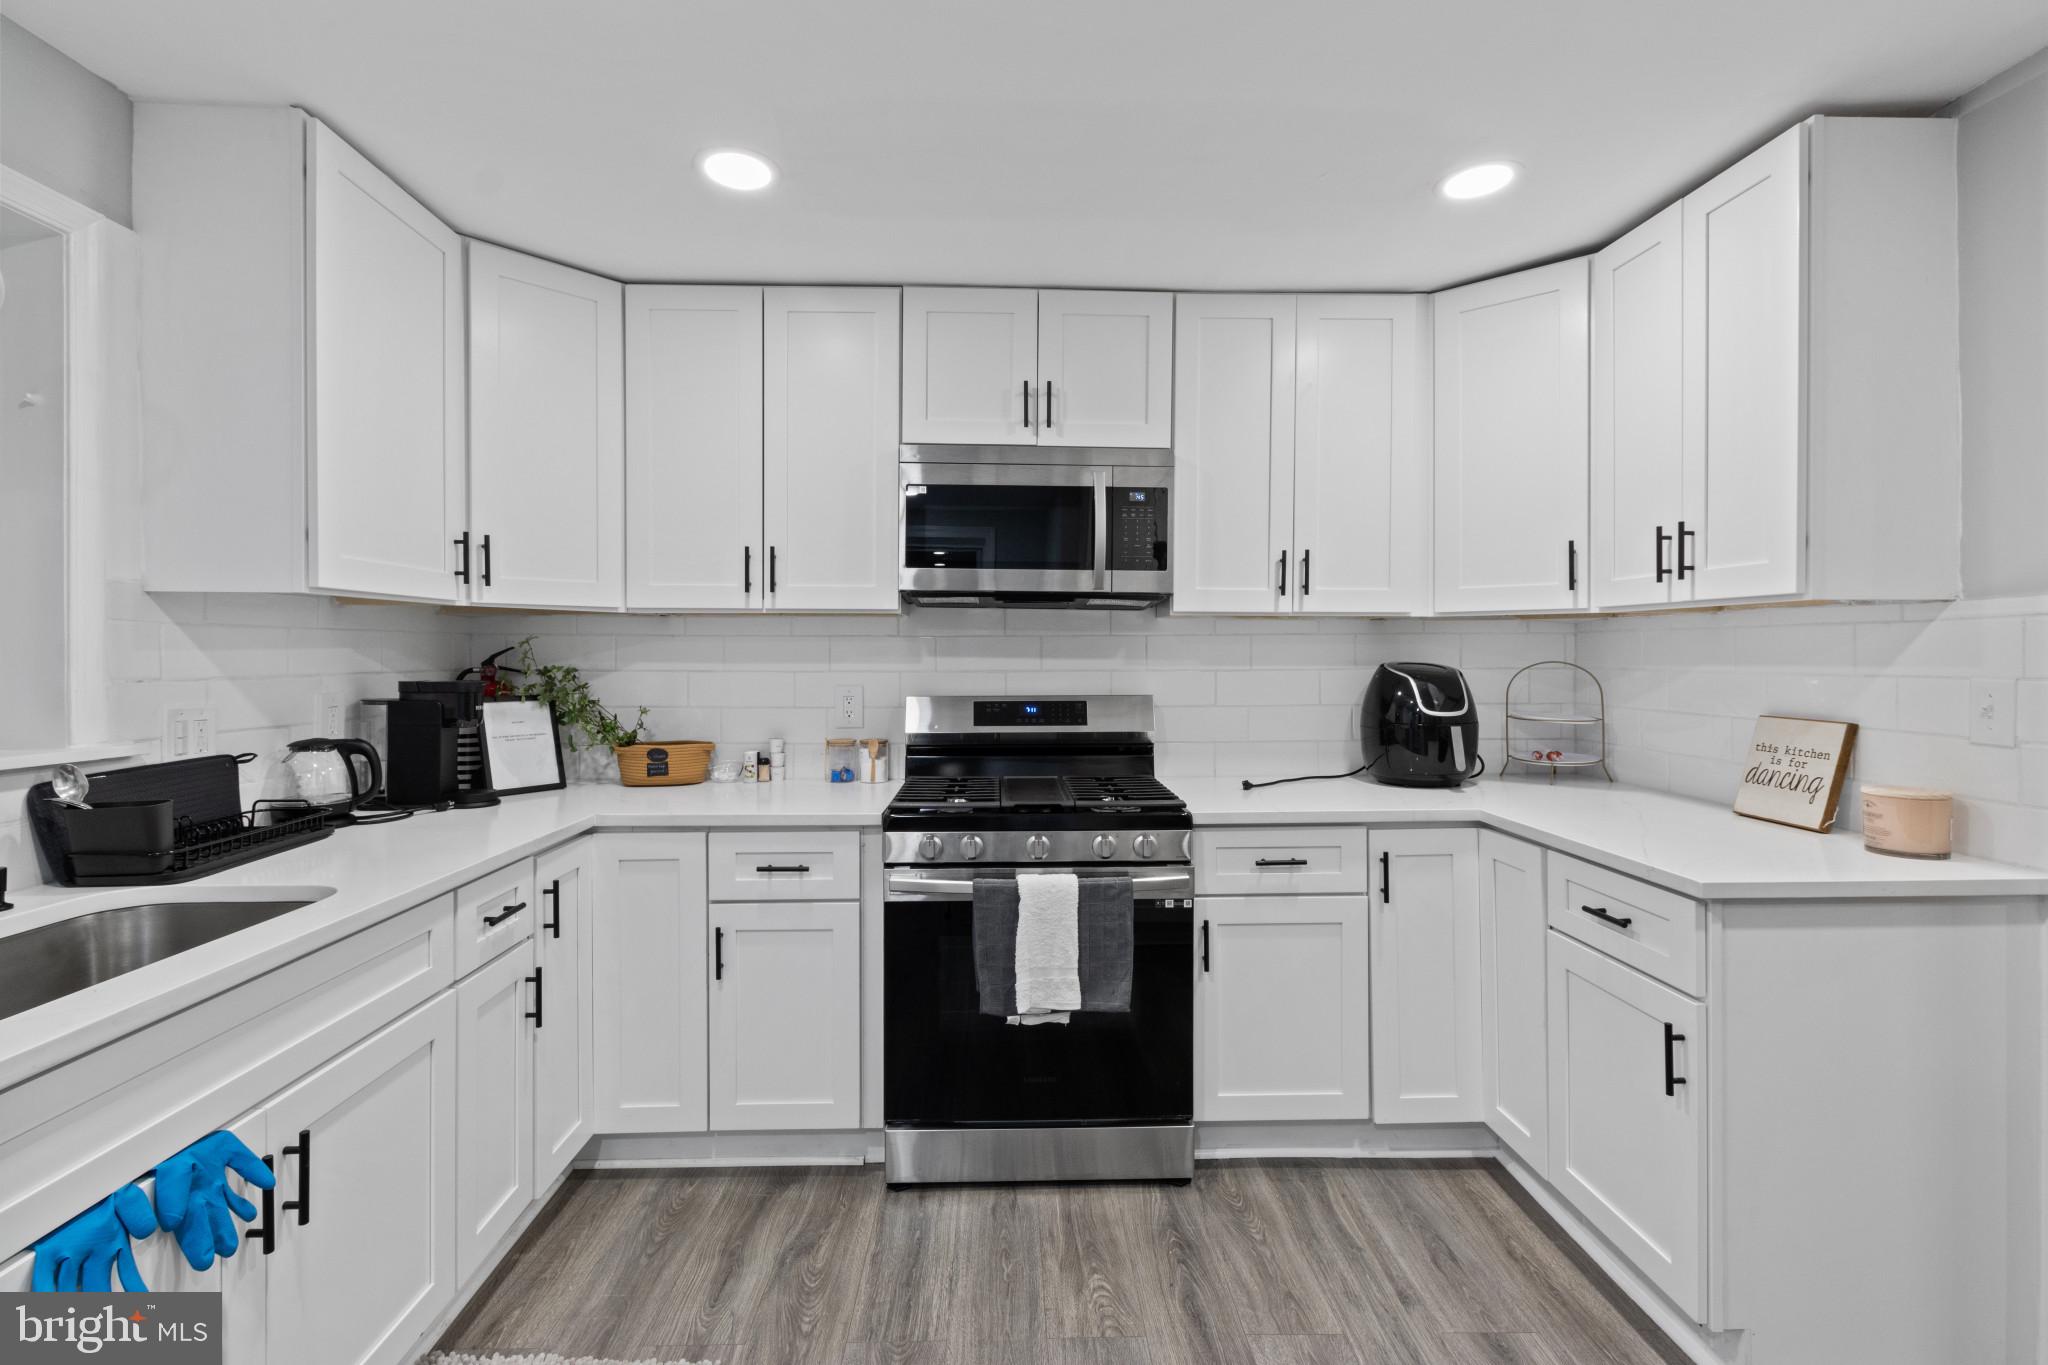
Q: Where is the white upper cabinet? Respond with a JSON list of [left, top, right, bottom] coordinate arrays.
[[1369, 828, 1482, 1124], [1591, 205, 1687, 610], [763, 287, 901, 610], [624, 286, 764, 610], [1037, 289, 1173, 447], [1292, 294, 1431, 615], [1432, 259, 1590, 614], [467, 242, 624, 610], [904, 286, 1172, 448], [903, 286, 1038, 444], [1172, 294, 1297, 613]]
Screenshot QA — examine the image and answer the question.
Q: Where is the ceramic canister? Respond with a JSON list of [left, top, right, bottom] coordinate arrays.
[[1860, 786, 1953, 859]]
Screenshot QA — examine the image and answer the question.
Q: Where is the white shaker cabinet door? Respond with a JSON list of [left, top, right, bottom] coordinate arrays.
[[1477, 831, 1549, 1173], [1194, 895, 1370, 1122], [902, 286, 1038, 445], [306, 119, 467, 602], [708, 901, 862, 1131], [1037, 289, 1173, 448], [1682, 125, 1806, 603], [1369, 828, 1482, 1123], [625, 285, 764, 610], [1293, 294, 1430, 615], [467, 242, 624, 610], [1171, 294, 1297, 614], [763, 287, 901, 611], [592, 834, 709, 1134], [1547, 931, 1706, 1321], [532, 838, 596, 1192], [263, 993, 458, 1365], [1591, 204, 1687, 609], [453, 939, 535, 1285], [1432, 259, 1590, 614]]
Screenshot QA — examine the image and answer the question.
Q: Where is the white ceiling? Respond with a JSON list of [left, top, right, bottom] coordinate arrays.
[[12, 0, 2047, 290]]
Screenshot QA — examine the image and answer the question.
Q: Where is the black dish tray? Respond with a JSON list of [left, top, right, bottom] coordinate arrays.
[[27, 754, 334, 887]]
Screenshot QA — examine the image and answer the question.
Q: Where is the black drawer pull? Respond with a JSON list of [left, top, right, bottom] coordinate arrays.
[[281, 1129, 311, 1226], [715, 926, 725, 980], [542, 880, 562, 937], [527, 966, 544, 1029], [1200, 919, 1210, 973], [1664, 1023, 1687, 1096], [1254, 858, 1308, 867], [754, 864, 812, 874], [483, 901, 526, 927], [1379, 850, 1391, 903], [1581, 904, 1633, 930], [244, 1155, 277, 1255]]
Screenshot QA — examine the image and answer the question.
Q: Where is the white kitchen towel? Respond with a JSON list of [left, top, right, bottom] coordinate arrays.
[[1011, 871, 1081, 1024]]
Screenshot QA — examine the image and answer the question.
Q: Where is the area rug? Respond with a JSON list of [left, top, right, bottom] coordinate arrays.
[[422, 1354, 713, 1365]]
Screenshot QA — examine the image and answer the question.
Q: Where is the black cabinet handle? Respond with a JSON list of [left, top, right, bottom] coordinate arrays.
[[244, 1155, 276, 1255], [1567, 539, 1578, 593], [1044, 379, 1053, 430], [1301, 549, 1310, 597], [542, 879, 562, 938], [1023, 379, 1033, 431], [281, 1129, 311, 1226], [526, 965, 544, 1029], [1200, 919, 1210, 973], [1254, 857, 1308, 867], [1581, 904, 1634, 930], [715, 926, 725, 981], [483, 901, 526, 927], [453, 532, 472, 584], [754, 864, 811, 873], [1677, 521, 1695, 580], [744, 545, 752, 594], [480, 533, 493, 588], [1654, 525, 1672, 583], [1379, 850, 1391, 903], [1664, 1023, 1687, 1096], [770, 546, 778, 595], [1277, 553, 1288, 597]]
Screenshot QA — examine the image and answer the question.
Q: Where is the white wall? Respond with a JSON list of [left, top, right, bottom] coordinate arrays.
[[0, 17, 132, 225]]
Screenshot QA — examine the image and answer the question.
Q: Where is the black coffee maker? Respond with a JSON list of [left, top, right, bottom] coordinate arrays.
[[1361, 662, 1485, 787]]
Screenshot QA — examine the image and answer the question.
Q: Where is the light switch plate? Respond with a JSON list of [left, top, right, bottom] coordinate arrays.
[[1971, 678, 2015, 747]]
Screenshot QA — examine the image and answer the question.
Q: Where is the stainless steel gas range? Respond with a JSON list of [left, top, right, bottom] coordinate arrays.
[[881, 694, 1195, 1186]]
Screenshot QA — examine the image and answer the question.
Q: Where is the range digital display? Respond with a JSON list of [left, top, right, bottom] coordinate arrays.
[[973, 699, 1087, 726]]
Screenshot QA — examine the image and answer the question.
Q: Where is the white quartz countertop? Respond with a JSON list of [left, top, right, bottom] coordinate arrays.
[[3, 773, 2041, 1089]]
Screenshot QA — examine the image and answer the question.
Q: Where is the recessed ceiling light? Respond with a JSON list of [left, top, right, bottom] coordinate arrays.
[[1440, 162, 1518, 201], [699, 149, 776, 192]]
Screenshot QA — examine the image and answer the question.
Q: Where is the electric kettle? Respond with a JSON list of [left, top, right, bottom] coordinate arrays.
[[283, 737, 383, 822]]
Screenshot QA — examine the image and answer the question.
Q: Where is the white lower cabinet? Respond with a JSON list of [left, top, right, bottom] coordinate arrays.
[[532, 840, 596, 1190], [263, 994, 459, 1365], [593, 834, 709, 1133], [1477, 831, 1549, 1171], [453, 939, 536, 1284], [1546, 930, 1705, 1320], [1194, 895, 1370, 1122], [1368, 828, 1482, 1123], [708, 901, 861, 1130]]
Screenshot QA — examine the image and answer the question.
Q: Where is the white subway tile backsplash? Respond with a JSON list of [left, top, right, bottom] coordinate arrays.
[[1149, 636, 1251, 669], [1217, 670, 1319, 706]]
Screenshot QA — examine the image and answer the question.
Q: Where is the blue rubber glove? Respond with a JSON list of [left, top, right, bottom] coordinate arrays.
[[153, 1130, 275, 1272], [30, 1185, 157, 1292]]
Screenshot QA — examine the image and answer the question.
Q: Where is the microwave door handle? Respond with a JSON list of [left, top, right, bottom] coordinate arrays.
[[1092, 472, 1111, 591]]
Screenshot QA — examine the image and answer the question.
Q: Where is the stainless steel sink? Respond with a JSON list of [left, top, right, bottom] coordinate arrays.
[[0, 900, 314, 1021]]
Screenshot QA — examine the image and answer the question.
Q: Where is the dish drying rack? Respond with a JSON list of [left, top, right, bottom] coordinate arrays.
[[1502, 660, 1614, 783]]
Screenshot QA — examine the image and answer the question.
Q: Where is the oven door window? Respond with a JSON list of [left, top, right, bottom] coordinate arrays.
[[904, 483, 1096, 572], [884, 899, 1193, 1127]]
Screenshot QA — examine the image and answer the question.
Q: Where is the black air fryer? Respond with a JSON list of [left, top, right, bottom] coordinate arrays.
[[1361, 663, 1485, 787]]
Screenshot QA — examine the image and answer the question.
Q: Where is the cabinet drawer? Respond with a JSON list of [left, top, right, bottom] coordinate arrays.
[[1546, 853, 1703, 996], [1194, 827, 1372, 895], [709, 831, 860, 901], [456, 857, 537, 977]]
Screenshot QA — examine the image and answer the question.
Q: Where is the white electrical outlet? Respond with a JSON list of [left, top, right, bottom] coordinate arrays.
[[315, 692, 344, 735], [164, 706, 216, 758], [835, 684, 864, 729], [1971, 678, 2015, 747]]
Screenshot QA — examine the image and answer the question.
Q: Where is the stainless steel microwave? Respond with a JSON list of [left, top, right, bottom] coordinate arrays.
[[899, 447, 1172, 609]]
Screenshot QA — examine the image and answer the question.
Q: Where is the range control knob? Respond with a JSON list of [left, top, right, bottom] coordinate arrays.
[[1026, 834, 1051, 861], [959, 834, 984, 860], [918, 834, 943, 861], [1093, 834, 1118, 859], [1133, 834, 1159, 859]]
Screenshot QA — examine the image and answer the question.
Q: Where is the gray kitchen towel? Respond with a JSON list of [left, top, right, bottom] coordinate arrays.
[[973, 875, 1133, 1016]]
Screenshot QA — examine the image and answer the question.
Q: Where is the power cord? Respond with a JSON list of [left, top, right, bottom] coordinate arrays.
[[1241, 753, 1380, 790]]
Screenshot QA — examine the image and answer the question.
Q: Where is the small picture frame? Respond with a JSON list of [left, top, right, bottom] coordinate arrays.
[[478, 699, 567, 797], [1733, 715, 1858, 833]]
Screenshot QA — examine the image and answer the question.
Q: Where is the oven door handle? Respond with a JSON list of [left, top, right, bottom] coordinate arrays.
[[886, 870, 1193, 900]]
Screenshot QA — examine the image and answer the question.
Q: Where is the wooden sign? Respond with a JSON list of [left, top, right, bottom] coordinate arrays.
[[1734, 716, 1858, 832]]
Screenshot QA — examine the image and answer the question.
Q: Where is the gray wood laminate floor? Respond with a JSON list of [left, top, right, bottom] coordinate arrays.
[[437, 1159, 1689, 1365]]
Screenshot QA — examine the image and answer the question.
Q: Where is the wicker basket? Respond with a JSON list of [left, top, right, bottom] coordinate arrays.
[[613, 741, 714, 787]]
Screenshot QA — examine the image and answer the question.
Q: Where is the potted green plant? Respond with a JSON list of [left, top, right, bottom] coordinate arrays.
[[506, 638, 712, 786]]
